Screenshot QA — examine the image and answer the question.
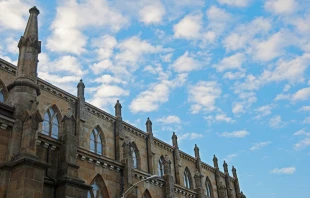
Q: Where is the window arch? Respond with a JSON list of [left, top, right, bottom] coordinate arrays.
[[42, 105, 60, 139], [0, 78, 8, 103], [87, 174, 109, 198], [131, 142, 139, 169], [183, 167, 193, 189], [90, 126, 103, 155], [142, 189, 152, 198], [205, 176, 213, 198], [158, 155, 165, 177]]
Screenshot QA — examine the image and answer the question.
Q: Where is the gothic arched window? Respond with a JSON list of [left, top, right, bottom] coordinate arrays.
[[90, 128, 103, 155], [87, 174, 109, 198], [0, 79, 8, 103], [42, 107, 60, 138], [131, 146, 137, 168], [158, 156, 164, 177], [184, 167, 192, 189], [205, 176, 213, 198]]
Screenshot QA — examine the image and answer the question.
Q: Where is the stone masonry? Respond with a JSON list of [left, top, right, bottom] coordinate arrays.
[[0, 6, 246, 198]]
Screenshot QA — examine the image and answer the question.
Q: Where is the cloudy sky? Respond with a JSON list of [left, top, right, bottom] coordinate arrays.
[[1, 0, 310, 197]]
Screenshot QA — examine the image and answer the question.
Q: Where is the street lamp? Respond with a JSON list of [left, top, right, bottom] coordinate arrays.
[[121, 175, 159, 198]]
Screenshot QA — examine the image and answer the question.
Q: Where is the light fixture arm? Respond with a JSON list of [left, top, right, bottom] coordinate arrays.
[[121, 175, 159, 198]]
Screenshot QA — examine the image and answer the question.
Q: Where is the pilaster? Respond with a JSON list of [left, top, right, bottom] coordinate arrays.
[[76, 79, 86, 148], [114, 100, 123, 161], [172, 132, 181, 184], [146, 117, 155, 174], [223, 161, 232, 198], [163, 155, 174, 198], [194, 144, 205, 198]]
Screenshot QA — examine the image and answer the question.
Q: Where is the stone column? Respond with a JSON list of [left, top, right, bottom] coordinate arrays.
[[6, 6, 41, 161], [146, 117, 155, 174], [232, 166, 241, 198], [114, 100, 123, 161], [122, 136, 135, 196], [76, 79, 86, 147], [194, 144, 206, 198], [172, 132, 181, 184], [213, 155, 224, 198], [223, 161, 232, 198], [4, 7, 48, 198], [163, 155, 174, 198], [56, 108, 90, 198]]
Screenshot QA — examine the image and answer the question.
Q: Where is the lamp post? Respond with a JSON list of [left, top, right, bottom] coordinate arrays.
[[121, 175, 159, 198]]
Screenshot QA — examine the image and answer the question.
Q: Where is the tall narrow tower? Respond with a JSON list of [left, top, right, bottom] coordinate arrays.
[[7, 6, 41, 159]]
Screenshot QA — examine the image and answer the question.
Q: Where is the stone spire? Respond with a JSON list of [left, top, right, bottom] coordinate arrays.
[[146, 117, 152, 133], [194, 144, 200, 158], [146, 117, 155, 174], [232, 166, 237, 178], [17, 6, 41, 82], [213, 155, 218, 168], [114, 100, 123, 161], [115, 100, 122, 117], [172, 132, 181, 184], [223, 161, 228, 174], [77, 79, 85, 98]]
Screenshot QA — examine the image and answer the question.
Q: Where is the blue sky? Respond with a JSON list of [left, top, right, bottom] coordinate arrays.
[[1, 0, 310, 197]]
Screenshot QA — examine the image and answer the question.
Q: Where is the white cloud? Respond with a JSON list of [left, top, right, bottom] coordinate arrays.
[[223, 71, 246, 80], [294, 129, 310, 136], [129, 73, 187, 113], [170, 51, 201, 73], [217, 0, 249, 7], [178, 132, 204, 141], [224, 153, 238, 162], [188, 81, 221, 114], [218, 130, 250, 138], [204, 114, 234, 124], [270, 167, 296, 174], [275, 87, 310, 102], [299, 106, 310, 111], [0, 0, 33, 31], [250, 141, 272, 150], [206, 6, 232, 36], [213, 53, 245, 72], [294, 138, 310, 149], [303, 117, 310, 124], [260, 54, 310, 84], [157, 115, 181, 124], [252, 31, 293, 62], [173, 13, 202, 39], [139, 2, 165, 25], [232, 103, 245, 114], [269, 116, 285, 128], [265, 0, 298, 15], [223, 17, 272, 52], [292, 87, 310, 101], [254, 105, 273, 119], [46, 0, 128, 54]]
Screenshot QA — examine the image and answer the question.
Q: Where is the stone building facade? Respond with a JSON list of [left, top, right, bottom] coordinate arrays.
[[0, 7, 246, 198]]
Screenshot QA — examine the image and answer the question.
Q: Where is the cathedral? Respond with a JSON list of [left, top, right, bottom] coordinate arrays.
[[0, 7, 246, 198]]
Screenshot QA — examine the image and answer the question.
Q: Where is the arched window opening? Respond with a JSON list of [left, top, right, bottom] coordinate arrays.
[[158, 156, 164, 177], [90, 128, 103, 155], [131, 146, 137, 168], [87, 175, 109, 198], [42, 107, 59, 138], [184, 167, 192, 189], [142, 189, 152, 198], [205, 177, 213, 198]]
